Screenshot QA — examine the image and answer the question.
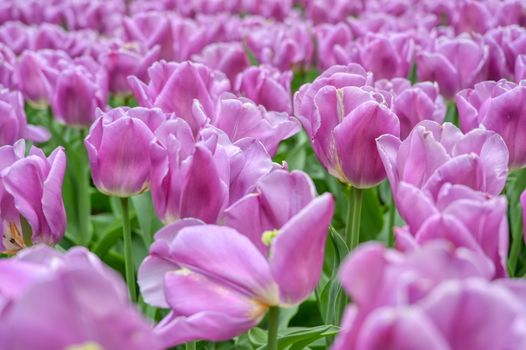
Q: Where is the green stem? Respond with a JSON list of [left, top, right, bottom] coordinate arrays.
[[77, 128, 90, 246], [507, 169, 526, 276], [185, 342, 196, 350], [120, 197, 137, 302], [508, 215, 523, 276], [267, 307, 280, 350], [387, 194, 396, 247], [345, 186, 363, 250]]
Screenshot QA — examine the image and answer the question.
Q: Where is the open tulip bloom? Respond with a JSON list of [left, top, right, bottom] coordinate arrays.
[[139, 193, 334, 347]]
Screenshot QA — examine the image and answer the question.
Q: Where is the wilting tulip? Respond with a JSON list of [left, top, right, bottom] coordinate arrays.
[[49, 57, 108, 127], [101, 41, 161, 95], [377, 120, 509, 197], [138, 193, 334, 347], [296, 83, 400, 188], [128, 60, 230, 133], [150, 120, 274, 223], [211, 97, 299, 155], [376, 78, 446, 139], [123, 12, 174, 60], [193, 42, 250, 85], [0, 245, 162, 350], [0, 141, 66, 254], [417, 34, 489, 98], [333, 242, 526, 350], [235, 65, 292, 114], [394, 182, 509, 277], [456, 79, 526, 169], [85, 107, 167, 197], [13, 50, 71, 105], [0, 88, 49, 146]]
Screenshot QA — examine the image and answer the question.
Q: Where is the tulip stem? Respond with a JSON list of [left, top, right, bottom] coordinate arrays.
[[185, 342, 196, 350], [120, 197, 137, 302], [267, 306, 280, 350], [387, 194, 396, 247], [507, 169, 526, 276], [345, 186, 363, 250], [77, 128, 90, 246]]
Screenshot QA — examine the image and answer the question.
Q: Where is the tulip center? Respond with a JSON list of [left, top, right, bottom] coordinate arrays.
[[1, 222, 25, 254], [66, 342, 103, 350], [262, 230, 279, 246]]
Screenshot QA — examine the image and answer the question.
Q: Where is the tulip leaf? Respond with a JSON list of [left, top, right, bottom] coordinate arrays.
[[131, 192, 162, 247], [255, 325, 340, 350], [248, 327, 267, 346]]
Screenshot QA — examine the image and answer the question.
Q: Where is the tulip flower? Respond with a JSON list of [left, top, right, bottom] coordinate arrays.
[[150, 120, 274, 224], [138, 193, 334, 347], [306, 0, 362, 24], [375, 78, 446, 139], [0, 245, 162, 350], [333, 241, 526, 350], [235, 65, 292, 114], [128, 60, 230, 134], [0, 141, 66, 254], [394, 182, 509, 277], [193, 42, 250, 85], [101, 41, 161, 95], [417, 34, 489, 98], [516, 54, 526, 81], [484, 26, 526, 80], [0, 43, 15, 88], [12, 50, 71, 105], [314, 23, 354, 71], [0, 88, 50, 146], [49, 57, 108, 127], [123, 12, 174, 60], [296, 84, 400, 188], [85, 107, 167, 197], [377, 120, 509, 197], [0, 21, 31, 55], [211, 97, 299, 155], [456, 79, 526, 169], [452, 0, 494, 34]]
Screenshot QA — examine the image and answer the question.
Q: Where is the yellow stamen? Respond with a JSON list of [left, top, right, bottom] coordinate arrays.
[[66, 342, 104, 350], [262, 230, 279, 246]]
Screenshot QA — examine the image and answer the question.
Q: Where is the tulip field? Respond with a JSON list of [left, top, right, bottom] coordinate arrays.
[[2, 0, 526, 349]]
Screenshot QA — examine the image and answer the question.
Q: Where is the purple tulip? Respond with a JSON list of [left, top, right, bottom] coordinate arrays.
[[0, 21, 31, 55], [0, 245, 162, 350], [484, 25, 526, 81], [49, 57, 108, 128], [0, 88, 50, 146], [333, 241, 526, 350], [296, 78, 400, 187], [235, 65, 292, 114], [128, 60, 230, 134], [355, 32, 415, 80], [417, 34, 489, 98], [12, 49, 71, 105], [150, 120, 274, 223], [0, 43, 15, 88], [377, 120, 509, 197], [0, 141, 66, 254], [85, 107, 167, 197], [306, 0, 362, 24], [31, 23, 71, 52], [457, 79, 526, 169], [394, 182, 509, 277], [101, 41, 161, 95], [241, 0, 292, 20], [375, 78, 446, 139], [192, 42, 250, 85], [138, 193, 334, 346], [123, 12, 174, 60], [314, 23, 354, 71], [245, 18, 314, 71], [516, 54, 526, 81], [211, 97, 299, 155], [451, 0, 494, 34]]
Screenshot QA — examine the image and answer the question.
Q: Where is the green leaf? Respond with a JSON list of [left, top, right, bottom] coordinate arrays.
[[248, 327, 267, 346], [255, 325, 340, 350], [131, 192, 162, 247]]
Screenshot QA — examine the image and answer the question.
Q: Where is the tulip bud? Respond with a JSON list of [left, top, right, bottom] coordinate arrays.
[[85, 107, 167, 197]]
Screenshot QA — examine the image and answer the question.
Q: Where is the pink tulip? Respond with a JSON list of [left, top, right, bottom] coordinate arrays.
[[375, 78, 446, 139], [333, 241, 526, 350], [457, 79, 526, 169], [193, 42, 250, 85], [0, 43, 15, 88], [417, 34, 489, 98], [484, 26, 526, 81], [138, 193, 334, 347], [128, 60, 230, 134], [85, 107, 168, 197], [314, 23, 354, 71], [0, 245, 161, 350], [123, 12, 174, 60], [235, 65, 292, 114], [0, 21, 31, 55], [0, 141, 66, 254], [377, 120, 509, 197]]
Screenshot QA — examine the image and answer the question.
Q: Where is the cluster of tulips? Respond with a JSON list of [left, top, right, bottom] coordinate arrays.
[[1, 0, 526, 349]]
